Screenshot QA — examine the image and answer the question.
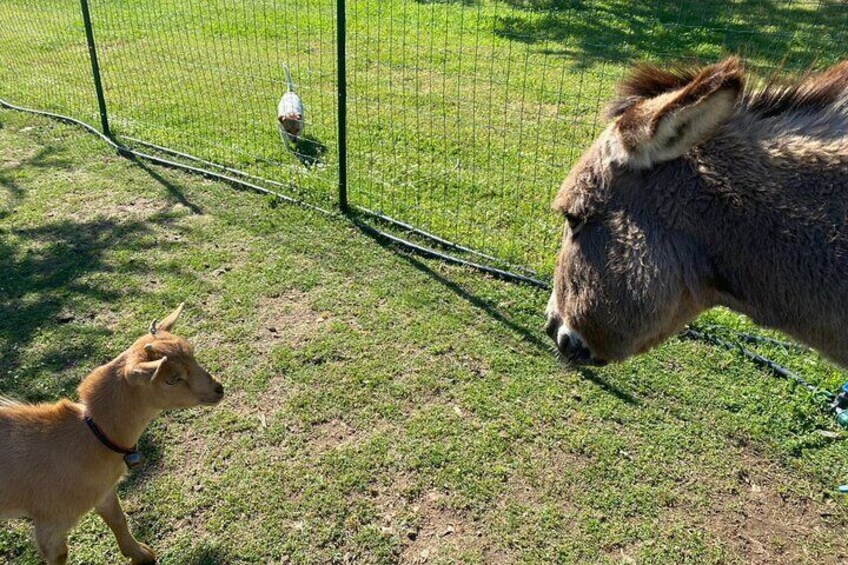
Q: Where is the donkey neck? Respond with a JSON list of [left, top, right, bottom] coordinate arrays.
[[689, 133, 848, 280], [682, 138, 848, 361], [78, 355, 160, 450]]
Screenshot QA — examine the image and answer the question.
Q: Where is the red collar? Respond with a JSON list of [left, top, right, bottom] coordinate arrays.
[[84, 415, 143, 469]]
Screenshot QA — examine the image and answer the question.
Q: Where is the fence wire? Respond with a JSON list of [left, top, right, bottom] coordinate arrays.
[[2, 0, 848, 279], [1, 1, 99, 126], [344, 0, 848, 277]]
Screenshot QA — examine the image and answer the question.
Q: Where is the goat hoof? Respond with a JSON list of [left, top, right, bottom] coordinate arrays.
[[130, 543, 157, 564]]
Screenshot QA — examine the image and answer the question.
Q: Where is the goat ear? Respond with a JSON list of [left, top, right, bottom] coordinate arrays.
[[157, 303, 185, 333], [128, 357, 168, 385], [615, 57, 743, 167], [143, 341, 174, 356]]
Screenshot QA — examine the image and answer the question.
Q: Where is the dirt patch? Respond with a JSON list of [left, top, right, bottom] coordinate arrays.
[[168, 426, 215, 480], [664, 444, 848, 564], [0, 146, 37, 169], [400, 490, 509, 564], [58, 192, 193, 228], [1, 158, 24, 169], [308, 418, 360, 452], [495, 469, 550, 515], [45, 305, 122, 333], [700, 469, 846, 562], [256, 289, 331, 352], [602, 542, 642, 565], [508, 445, 589, 503], [111, 197, 173, 218], [88, 307, 122, 332]]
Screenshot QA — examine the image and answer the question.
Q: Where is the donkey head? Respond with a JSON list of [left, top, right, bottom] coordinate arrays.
[[547, 58, 744, 364]]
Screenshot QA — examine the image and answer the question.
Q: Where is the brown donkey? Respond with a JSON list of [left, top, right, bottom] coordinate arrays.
[[546, 57, 848, 367], [0, 304, 224, 564]]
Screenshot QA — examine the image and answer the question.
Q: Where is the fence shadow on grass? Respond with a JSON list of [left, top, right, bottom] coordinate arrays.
[[353, 220, 640, 405], [130, 158, 204, 215], [494, 0, 848, 70]]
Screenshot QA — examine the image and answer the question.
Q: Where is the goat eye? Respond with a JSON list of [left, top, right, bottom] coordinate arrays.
[[165, 374, 181, 386]]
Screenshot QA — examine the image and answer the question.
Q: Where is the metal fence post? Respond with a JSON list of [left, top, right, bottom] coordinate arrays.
[[336, 0, 348, 212], [79, 0, 111, 137]]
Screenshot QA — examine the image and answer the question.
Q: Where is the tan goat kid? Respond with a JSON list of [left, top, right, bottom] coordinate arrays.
[[0, 304, 224, 564]]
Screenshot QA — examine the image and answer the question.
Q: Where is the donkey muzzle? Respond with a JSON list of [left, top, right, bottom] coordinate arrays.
[[545, 315, 607, 367]]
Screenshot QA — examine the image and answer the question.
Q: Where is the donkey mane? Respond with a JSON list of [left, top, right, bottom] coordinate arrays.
[[745, 61, 848, 118], [609, 59, 848, 121], [607, 65, 705, 118]]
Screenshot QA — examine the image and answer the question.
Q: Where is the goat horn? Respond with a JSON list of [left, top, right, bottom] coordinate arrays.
[[149, 320, 158, 335], [157, 303, 185, 332], [134, 357, 168, 380]]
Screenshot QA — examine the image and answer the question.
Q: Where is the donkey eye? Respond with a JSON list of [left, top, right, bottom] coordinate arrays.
[[564, 213, 585, 236]]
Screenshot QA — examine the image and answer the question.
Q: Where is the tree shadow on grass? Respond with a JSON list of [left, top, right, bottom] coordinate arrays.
[[353, 220, 640, 405], [494, 0, 848, 70], [0, 145, 73, 219], [0, 214, 179, 546], [0, 217, 155, 401]]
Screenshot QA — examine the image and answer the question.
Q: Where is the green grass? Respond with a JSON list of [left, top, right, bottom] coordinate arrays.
[[1, 0, 846, 276], [2, 108, 848, 564]]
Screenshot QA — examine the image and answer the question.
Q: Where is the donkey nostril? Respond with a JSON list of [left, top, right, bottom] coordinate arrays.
[[558, 331, 573, 353]]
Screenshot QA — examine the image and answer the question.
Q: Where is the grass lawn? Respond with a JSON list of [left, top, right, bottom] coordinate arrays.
[[2, 108, 848, 564], [2, 0, 847, 276]]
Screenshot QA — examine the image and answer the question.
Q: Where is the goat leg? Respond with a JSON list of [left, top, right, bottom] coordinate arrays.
[[95, 489, 157, 564]]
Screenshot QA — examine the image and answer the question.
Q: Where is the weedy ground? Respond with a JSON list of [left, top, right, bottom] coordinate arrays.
[[1, 109, 848, 564], [3, 0, 848, 562]]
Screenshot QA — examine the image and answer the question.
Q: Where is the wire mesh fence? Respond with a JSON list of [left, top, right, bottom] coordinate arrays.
[[1, 1, 100, 126], [2, 0, 847, 280]]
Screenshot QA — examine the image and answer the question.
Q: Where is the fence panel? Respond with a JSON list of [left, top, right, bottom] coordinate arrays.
[[2, 1, 848, 279], [0, 1, 100, 127], [345, 0, 848, 278], [93, 0, 339, 205]]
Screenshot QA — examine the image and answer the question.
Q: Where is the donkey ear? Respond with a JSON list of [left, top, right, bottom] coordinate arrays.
[[157, 303, 185, 333], [615, 58, 744, 167], [127, 357, 168, 385]]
